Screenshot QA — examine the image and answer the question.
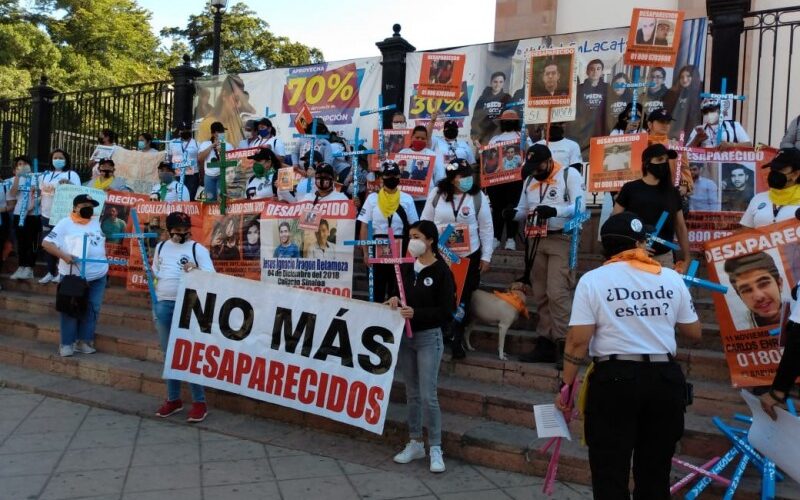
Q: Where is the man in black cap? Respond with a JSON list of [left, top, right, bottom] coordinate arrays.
[[556, 211, 700, 499], [740, 146, 800, 227], [613, 143, 690, 269]]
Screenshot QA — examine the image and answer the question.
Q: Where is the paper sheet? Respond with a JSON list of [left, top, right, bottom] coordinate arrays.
[[534, 404, 572, 441], [741, 390, 800, 483]]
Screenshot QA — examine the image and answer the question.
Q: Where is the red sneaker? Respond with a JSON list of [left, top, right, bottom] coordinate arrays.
[[155, 399, 183, 417], [186, 402, 207, 423]]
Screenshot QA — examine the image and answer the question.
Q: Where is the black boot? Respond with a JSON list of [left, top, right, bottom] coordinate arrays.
[[519, 337, 556, 363], [555, 339, 566, 371], [450, 323, 466, 360]]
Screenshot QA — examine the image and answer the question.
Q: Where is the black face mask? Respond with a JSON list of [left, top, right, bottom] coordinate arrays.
[[78, 206, 94, 219], [443, 128, 458, 140], [180, 131, 191, 140], [548, 126, 564, 141], [170, 232, 189, 244], [647, 161, 671, 183], [767, 170, 788, 189], [383, 176, 400, 189], [316, 177, 333, 191], [531, 161, 552, 181]]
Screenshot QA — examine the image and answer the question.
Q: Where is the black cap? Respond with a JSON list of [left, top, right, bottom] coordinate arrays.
[[315, 163, 335, 177], [210, 121, 226, 133], [99, 158, 115, 167], [642, 143, 678, 163], [601, 211, 650, 242], [525, 144, 552, 165], [445, 158, 472, 178], [648, 108, 674, 122], [73, 194, 100, 207], [380, 161, 401, 176], [247, 148, 273, 161], [764, 147, 800, 171], [701, 98, 721, 112], [443, 119, 459, 130], [166, 211, 192, 230]]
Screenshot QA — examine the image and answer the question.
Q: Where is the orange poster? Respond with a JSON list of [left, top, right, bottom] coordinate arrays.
[[294, 103, 312, 134], [417, 53, 466, 100], [101, 191, 150, 278], [389, 153, 435, 198], [625, 8, 685, 67], [200, 200, 269, 281], [704, 218, 800, 388], [373, 129, 411, 168], [588, 133, 648, 192], [479, 140, 523, 187], [527, 47, 575, 108]]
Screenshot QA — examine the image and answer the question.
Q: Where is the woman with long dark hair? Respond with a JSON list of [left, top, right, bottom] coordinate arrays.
[[663, 65, 702, 139]]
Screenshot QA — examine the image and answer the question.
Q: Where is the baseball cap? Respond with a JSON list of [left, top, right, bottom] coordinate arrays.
[[210, 121, 226, 133], [499, 109, 519, 121], [247, 148, 274, 161], [525, 144, 552, 165], [648, 108, 674, 122], [166, 211, 192, 230], [380, 161, 401, 177], [764, 147, 800, 171], [600, 211, 651, 242], [315, 163, 335, 177], [73, 194, 99, 207], [642, 143, 678, 163], [443, 119, 459, 130]]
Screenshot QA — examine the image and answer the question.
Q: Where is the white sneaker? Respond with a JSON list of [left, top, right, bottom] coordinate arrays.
[[59, 344, 74, 357], [393, 440, 426, 464], [504, 239, 516, 251], [429, 446, 446, 473], [9, 267, 24, 280], [492, 238, 501, 250], [74, 341, 96, 354], [18, 267, 33, 280], [38, 273, 55, 284], [51, 274, 61, 284]]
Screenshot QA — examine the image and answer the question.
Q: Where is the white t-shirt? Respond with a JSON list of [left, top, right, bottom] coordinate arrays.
[[44, 217, 109, 281], [301, 190, 349, 203], [513, 164, 585, 231], [150, 181, 190, 202], [687, 121, 751, 148], [398, 147, 446, 200], [238, 136, 267, 149], [420, 188, 494, 261], [264, 136, 286, 157], [739, 192, 800, 228], [10, 173, 43, 217], [357, 191, 419, 235], [246, 175, 274, 200], [535, 138, 582, 169], [489, 132, 534, 149], [433, 137, 476, 164], [198, 140, 234, 177], [169, 139, 200, 175], [569, 262, 698, 357], [152, 240, 215, 301], [40, 170, 81, 219]]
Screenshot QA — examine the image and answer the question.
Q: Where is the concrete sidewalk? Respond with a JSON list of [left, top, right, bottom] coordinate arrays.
[[0, 387, 593, 500]]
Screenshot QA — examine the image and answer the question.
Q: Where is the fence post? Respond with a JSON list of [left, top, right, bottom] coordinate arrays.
[[170, 54, 204, 132], [28, 75, 58, 167], [376, 24, 416, 128], [706, 0, 751, 95]]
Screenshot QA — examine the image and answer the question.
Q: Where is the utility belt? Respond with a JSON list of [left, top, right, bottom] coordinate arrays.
[[592, 353, 674, 363]]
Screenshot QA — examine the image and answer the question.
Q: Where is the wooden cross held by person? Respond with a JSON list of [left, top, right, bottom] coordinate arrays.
[[562, 196, 590, 270], [130, 208, 159, 306], [681, 260, 729, 294], [359, 94, 396, 161], [368, 228, 414, 338], [332, 127, 375, 194], [264, 106, 277, 119], [645, 211, 680, 252], [669, 131, 690, 187], [292, 116, 328, 170], [206, 133, 238, 215], [437, 224, 462, 265], [613, 67, 655, 122], [173, 151, 193, 202], [700, 77, 747, 145], [16, 159, 39, 226], [343, 221, 389, 302]]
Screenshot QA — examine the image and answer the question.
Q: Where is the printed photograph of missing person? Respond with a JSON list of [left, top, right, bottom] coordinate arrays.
[[210, 215, 241, 261], [481, 148, 500, 175], [688, 162, 721, 212], [655, 20, 674, 47], [503, 146, 521, 171], [100, 205, 129, 244], [530, 55, 571, 98], [635, 16, 657, 45], [273, 220, 302, 259], [397, 159, 411, 179], [303, 218, 337, 259], [428, 59, 454, 85], [602, 144, 632, 172], [241, 216, 260, 260], [410, 158, 430, 181], [720, 162, 755, 212], [386, 134, 406, 155]]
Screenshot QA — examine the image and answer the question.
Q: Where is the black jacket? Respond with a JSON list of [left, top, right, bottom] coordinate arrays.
[[401, 258, 456, 332]]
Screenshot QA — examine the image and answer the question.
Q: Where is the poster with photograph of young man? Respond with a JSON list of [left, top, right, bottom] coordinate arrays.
[[720, 162, 755, 212], [527, 48, 575, 108]]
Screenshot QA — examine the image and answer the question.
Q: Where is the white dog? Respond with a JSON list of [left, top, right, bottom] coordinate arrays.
[[464, 282, 530, 360]]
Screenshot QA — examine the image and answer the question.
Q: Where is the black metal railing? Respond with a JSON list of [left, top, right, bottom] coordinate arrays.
[[0, 97, 32, 177]]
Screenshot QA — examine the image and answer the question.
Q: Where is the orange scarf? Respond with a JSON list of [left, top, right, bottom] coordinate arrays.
[[493, 290, 529, 318], [70, 212, 90, 225], [527, 162, 562, 191], [603, 248, 661, 274]]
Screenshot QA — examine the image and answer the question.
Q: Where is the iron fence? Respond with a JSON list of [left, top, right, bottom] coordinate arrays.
[[0, 97, 32, 178]]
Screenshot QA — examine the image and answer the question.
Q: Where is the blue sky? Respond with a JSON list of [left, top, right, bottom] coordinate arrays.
[[136, 0, 497, 62]]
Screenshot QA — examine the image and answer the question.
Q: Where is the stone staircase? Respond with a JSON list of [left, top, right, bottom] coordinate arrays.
[[0, 221, 798, 498]]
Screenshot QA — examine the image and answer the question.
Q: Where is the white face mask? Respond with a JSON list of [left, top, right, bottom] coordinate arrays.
[[407, 238, 427, 258], [392, 122, 407, 130]]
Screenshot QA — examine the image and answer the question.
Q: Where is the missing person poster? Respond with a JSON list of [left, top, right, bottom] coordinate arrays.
[[527, 47, 576, 108], [587, 133, 648, 191], [704, 218, 800, 387], [216, 147, 260, 201], [201, 200, 268, 280], [163, 270, 404, 434], [260, 199, 356, 298], [373, 129, 411, 166], [625, 8, 685, 66], [389, 153, 435, 198], [480, 140, 523, 187], [101, 191, 150, 278], [50, 185, 107, 225], [418, 53, 466, 100]]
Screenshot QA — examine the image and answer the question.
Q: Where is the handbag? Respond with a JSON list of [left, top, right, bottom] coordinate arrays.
[[55, 264, 89, 317]]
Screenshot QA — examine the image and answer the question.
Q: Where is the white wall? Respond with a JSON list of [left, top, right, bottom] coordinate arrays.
[[555, 0, 679, 34]]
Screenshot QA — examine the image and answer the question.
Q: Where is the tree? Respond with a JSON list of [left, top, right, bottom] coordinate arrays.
[[161, 2, 324, 75]]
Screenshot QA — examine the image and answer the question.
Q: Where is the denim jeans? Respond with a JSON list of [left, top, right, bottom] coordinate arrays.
[[399, 327, 444, 446], [59, 275, 107, 346], [154, 300, 206, 403], [204, 174, 220, 202]]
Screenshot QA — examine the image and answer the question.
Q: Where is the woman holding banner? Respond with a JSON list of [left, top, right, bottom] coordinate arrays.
[[38, 149, 81, 285], [388, 220, 455, 473]]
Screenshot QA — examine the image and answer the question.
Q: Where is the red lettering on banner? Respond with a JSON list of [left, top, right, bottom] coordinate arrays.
[[346, 381, 367, 419], [316, 372, 330, 408], [172, 339, 192, 370], [298, 369, 317, 404], [234, 352, 253, 385], [189, 342, 206, 375], [283, 364, 300, 400], [217, 350, 234, 383], [248, 357, 266, 391], [203, 345, 220, 378], [266, 360, 285, 395], [365, 386, 384, 425], [327, 375, 347, 412]]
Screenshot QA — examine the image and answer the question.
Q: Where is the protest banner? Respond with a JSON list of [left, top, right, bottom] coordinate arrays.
[[479, 140, 523, 187], [704, 218, 800, 388], [373, 129, 411, 167], [686, 147, 776, 251], [215, 147, 260, 201], [260, 199, 356, 297], [50, 185, 107, 225], [111, 148, 165, 194], [527, 47, 575, 108], [89, 145, 115, 163], [379, 152, 435, 198], [126, 201, 203, 292], [101, 191, 150, 278], [163, 270, 404, 434], [418, 53, 466, 100], [625, 8, 685, 67], [587, 133, 648, 191], [200, 200, 268, 280]]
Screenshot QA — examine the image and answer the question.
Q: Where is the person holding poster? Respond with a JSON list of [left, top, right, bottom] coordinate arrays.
[[152, 211, 215, 423], [508, 145, 584, 367], [292, 118, 334, 168], [421, 159, 493, 359], [740, 147, 800, 228], [197, 121, 234, 202], [245, 148, 278, 200], [760, 281, 800, 418], [388, 220, 455, 473], [150, 162, 190, 202], [433, 120, 475, 164], [399, 126, 445, 213], [357, 161, 419, 302], [556, 211, 700, 499], [687, 99, 752, 149], [8, 156, 41, 281], [39, 149, 81, 285], [169, 122, 200, 200]]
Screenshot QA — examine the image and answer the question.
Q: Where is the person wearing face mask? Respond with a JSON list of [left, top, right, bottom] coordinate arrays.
[[534, 123, 583, 173], [357, 161, 419, 302], [42, 194, 109, 357], [295, 163, 348, 203], [151, 211, 215, 423], [291, 118, 334, 168], [150, 162, 190, 202], [137, 133, 158, 154], [740, 147, 800, 228], [38, 149, 81, 284], [391, 112, 408, 130], [8, 156, 42, 281], [647, 108, 694, 201], [421, 159, 493, 359], [257, 117, 286, 157], [613, 144, 690, 270], [506, 145, 585, 367], [245, 148, 279, 200], [399, 126, 447, 213], [88, 128, 118, 172], [238, 120, 262, 149], [168, 122, 201, 200], [433, 119, 476, 165], [687, 99, 752, 149], [387, 220, 455, 474], [198, 121, 234, 202], [87, 159, 128, 192]]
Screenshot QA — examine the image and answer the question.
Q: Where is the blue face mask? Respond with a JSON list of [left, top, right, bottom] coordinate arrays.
[[258, 129, 270, 138], [457, 176, 474, 192], [137, 140, 146, 150], [52, 159, 66, 170]]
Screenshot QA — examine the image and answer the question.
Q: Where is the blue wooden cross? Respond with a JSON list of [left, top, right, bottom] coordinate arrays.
[[681, 260, 729, 294], [359, 94, 396, 161], [130, 208, 158, 305], [172, 150, 193, 202], [505, 100, 528, 153], [614, 67, 655, 122], [645, 211, 680, 252], [343, 221, 389, 302], [292, 116, 328, 169], [16, 159, 39, 226], [264, 106, 277, 119], [562, 196, 590, 270], [77, 233, 130, 278], [701, 77, 747, 145], [332, 127, 375, 195], [437, 224, 462, 264]]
